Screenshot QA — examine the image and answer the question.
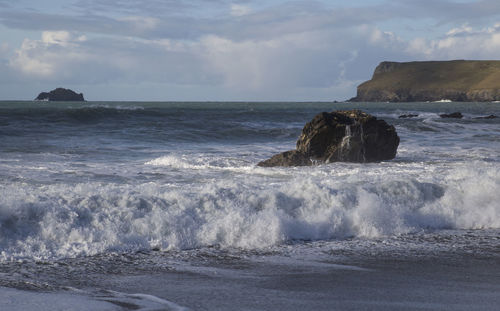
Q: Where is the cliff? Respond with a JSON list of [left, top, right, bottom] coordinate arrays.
[[351, 60, 500, 102], [35, 88, 85, 101]]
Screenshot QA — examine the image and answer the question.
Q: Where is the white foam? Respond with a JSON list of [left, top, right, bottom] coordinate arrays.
[[145, 154, 249, 170], [146, 155, 212, 170], [83, 103, 145, 110], [0, 161, 498, 261]]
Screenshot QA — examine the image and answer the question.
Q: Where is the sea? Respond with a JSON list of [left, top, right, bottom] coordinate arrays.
[[0, 101, 499, 310]]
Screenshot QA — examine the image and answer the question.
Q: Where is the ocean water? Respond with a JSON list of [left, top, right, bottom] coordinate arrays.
[[0, 101, 499, 310]]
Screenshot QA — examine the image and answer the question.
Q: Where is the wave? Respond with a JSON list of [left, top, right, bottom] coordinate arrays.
[[0, 162, 498, 261], [0, 105, 303, 144], [2, 102, 498, 147], [145, 154, 258, 170]]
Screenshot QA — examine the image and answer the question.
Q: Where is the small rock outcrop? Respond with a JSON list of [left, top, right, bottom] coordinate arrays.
[[258, 110, 399, 167], [35, 88, 85, 101], [474, 114, 498, 119], [439, 112, 463, 118], [399, 114, 419, 119]]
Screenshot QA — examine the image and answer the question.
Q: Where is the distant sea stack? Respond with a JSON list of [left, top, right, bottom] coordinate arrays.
[[35, 88, 85, 101], [350, 60, 500, 102]]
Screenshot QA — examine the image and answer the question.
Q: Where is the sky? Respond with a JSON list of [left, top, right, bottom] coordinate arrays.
[[1, 0, 500, 101]]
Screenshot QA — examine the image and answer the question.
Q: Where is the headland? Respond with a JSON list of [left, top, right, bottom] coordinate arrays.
[[350, 60, 500, 102]]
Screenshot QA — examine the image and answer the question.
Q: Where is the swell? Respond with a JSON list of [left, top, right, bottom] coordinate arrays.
[[1, 102, 499, 145], [0, 105, 304, 144]]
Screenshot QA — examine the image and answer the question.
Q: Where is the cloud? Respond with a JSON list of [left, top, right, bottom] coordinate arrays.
[[388, 0, 500, 25], [407, 23, 500, 59], [2, 1, 500, 100], [0, 1, 454, 42], [7, 30, 213, 86], [5, 25, 381, 100], [230, 4, 252, 17], [2, 1, 499, 43], [10, 20, 499, 100], [9, 31, 90, 77], [0, 0, 11, 8], [118, 16, 160, 32], [72, 0, 195, 16]]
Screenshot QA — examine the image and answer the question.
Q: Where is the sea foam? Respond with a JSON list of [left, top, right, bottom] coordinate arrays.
[[1, 161, 498, 261]]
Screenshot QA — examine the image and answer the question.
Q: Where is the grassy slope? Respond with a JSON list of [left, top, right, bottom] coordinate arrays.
[[358, 60, 500, 92]]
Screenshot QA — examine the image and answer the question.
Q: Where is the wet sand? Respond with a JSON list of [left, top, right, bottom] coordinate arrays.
[[103, 254, 500, 310], [1, 238, 499, 310]]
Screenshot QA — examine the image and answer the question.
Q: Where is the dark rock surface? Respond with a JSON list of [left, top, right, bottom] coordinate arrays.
[[257, 150, 311, 167], [258, 110, 399, 167], [399, 114, 419, 119], [474, 114, 498, 119], [439, 112, 463, 119], [35, 88, 85, 101]]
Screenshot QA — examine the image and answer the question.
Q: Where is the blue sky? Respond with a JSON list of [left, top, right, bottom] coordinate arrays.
[[1, 0, 500, 101]]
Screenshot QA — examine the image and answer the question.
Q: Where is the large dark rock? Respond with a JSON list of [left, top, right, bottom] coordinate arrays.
[[35, 88, 85, 101], [258, 110, 399, 167]]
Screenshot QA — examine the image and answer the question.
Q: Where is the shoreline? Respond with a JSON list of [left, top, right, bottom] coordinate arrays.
[[1, 231, 499, 310], [2, 253, 498, 311]]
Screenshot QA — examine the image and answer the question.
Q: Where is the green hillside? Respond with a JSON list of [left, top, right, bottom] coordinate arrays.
[[352, 60, 500, 102]]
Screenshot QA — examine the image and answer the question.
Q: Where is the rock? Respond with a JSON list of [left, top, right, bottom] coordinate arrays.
[[474, 114, 498, 119], [35, 88, 85, 101], [439, 112, 463, 118], [257, 150, 311, 167], [399, 114, 419, 119], [350, 60, 500, 102], [258, 110, 399, 167]]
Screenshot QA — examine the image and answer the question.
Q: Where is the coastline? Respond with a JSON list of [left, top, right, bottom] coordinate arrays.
[[0, 101, 498, 310]]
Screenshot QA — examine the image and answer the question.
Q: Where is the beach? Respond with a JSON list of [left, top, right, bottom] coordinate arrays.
[[0, 101, 499, 310]]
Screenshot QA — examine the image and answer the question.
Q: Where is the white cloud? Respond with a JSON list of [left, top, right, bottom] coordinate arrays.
[[10, 39, 54, 76], [41, 31, 72, 46], [6, 30, 210, 86], [195, 24, 410, 99], [446, 24, 473, 36], [3, 22, 423, 100], [230, 4, 252, 17], [407, 23, 500, 59], [200, 35, 275, 89], [9, 31, 90, 77], [407, 37, 432, 56]]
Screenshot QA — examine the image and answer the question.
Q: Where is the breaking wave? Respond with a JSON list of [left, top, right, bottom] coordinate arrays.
[[1, 163, 498, 261]]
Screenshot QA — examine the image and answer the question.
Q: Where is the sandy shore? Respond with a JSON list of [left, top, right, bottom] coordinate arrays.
[[2, 234, 499, 310], [103, 255, 499, 310]]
